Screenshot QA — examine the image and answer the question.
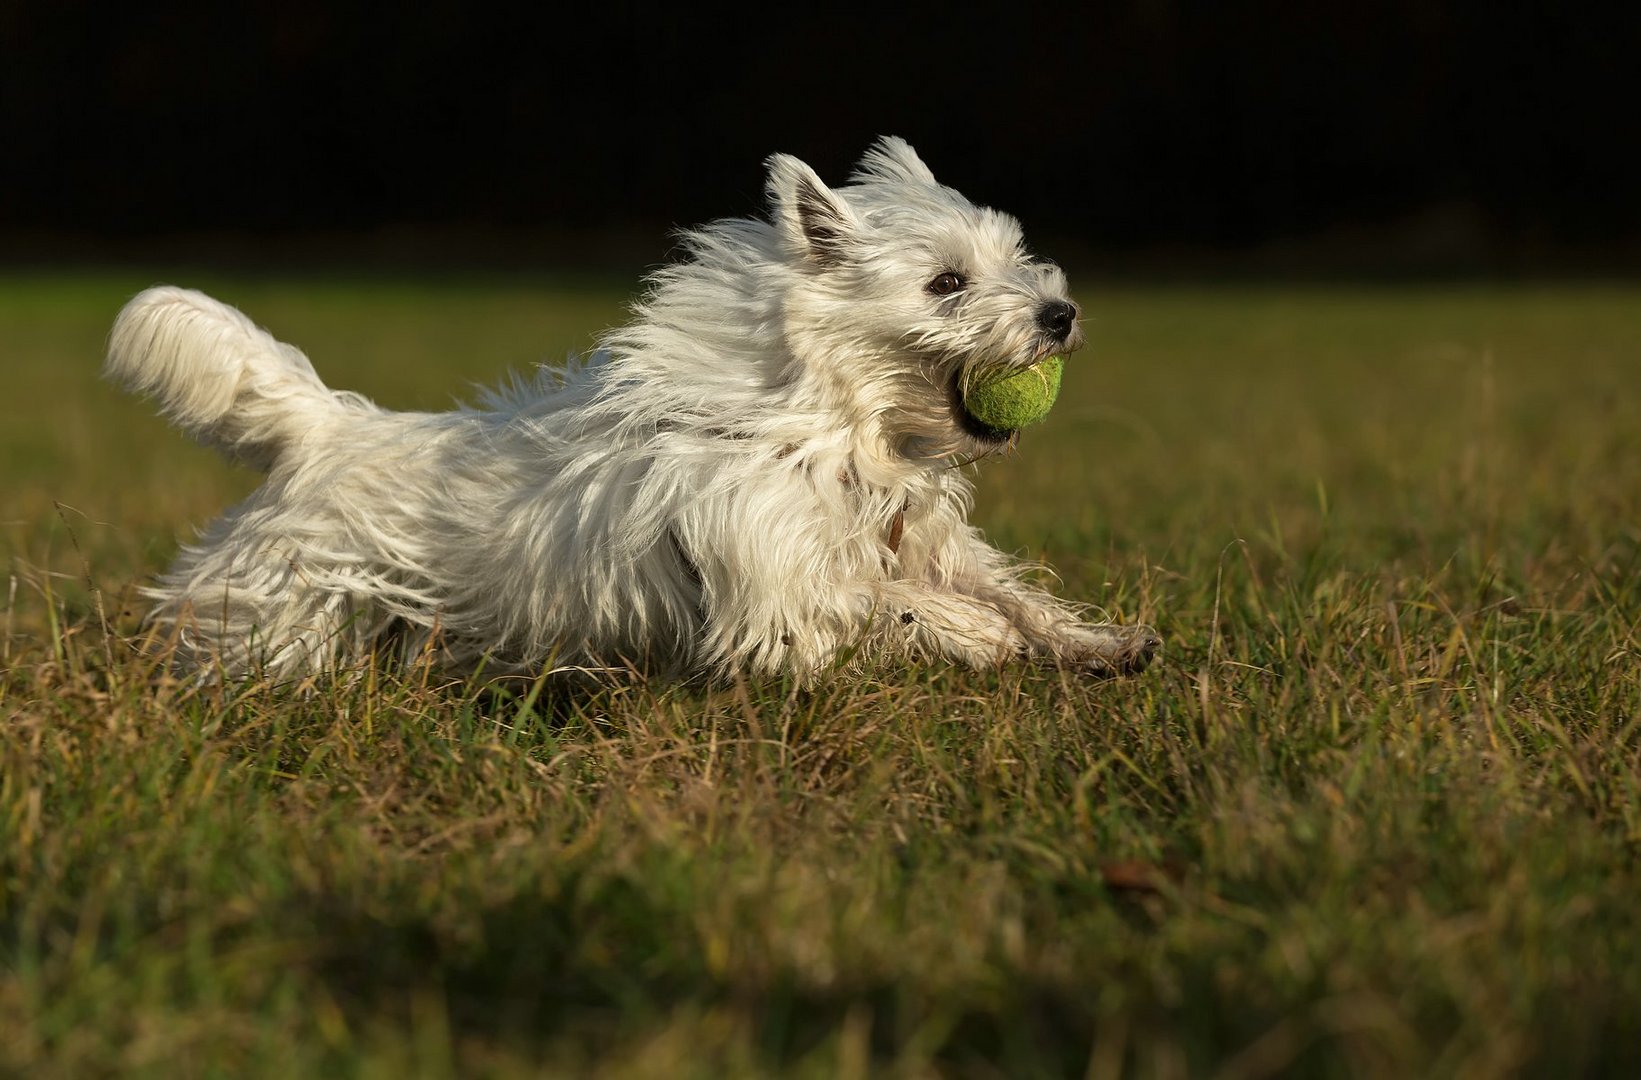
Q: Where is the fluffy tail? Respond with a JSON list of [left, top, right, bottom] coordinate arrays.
[[106, 286, 353, 470]]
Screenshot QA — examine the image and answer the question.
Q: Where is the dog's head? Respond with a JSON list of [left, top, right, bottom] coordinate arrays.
[[766, 137, 1083, 460]]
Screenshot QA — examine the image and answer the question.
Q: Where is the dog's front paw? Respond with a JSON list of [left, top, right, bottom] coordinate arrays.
[[1058, 623, 1162, 678]]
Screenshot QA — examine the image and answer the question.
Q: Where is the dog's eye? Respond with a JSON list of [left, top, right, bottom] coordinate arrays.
[[927, 272, 965, 297]]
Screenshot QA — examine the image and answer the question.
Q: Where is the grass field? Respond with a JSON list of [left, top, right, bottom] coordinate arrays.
[[3, 273, 1639, 1077]]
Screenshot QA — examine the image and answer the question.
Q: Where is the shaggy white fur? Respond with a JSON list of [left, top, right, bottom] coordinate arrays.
[[106, 138, 1160, 682]]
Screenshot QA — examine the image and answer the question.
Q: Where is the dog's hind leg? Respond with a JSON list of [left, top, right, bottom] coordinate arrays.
[[146, 517, 387, 682]]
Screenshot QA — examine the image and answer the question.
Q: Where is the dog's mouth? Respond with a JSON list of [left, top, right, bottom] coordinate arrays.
[[897, 328, 1080, 459], [948, 368, 1017, 444]]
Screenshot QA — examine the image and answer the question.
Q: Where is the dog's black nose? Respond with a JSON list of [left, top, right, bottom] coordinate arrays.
[[1037, 299, 1078, 339]]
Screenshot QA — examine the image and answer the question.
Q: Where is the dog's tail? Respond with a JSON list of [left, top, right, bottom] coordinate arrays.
[[106, 286, 357, 470]]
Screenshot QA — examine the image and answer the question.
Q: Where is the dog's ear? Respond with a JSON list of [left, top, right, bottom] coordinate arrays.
[[766, 154, 859, 269], [852, 136, 939, 187]]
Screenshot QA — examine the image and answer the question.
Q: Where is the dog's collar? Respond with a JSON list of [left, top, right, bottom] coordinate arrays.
[[887, 501, 908, 555], [836, 459, 907, 556]]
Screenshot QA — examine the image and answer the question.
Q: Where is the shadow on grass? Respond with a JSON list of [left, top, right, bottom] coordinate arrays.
[[306, 878, 1118, 1074]]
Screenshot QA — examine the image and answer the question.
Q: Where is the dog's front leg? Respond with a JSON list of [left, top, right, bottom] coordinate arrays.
[[953, 531, 1160, 677], [870, 580, 1029, 669]]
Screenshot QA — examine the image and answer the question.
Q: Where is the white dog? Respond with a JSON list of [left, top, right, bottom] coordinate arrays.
[[107, 138, 1159, 683]]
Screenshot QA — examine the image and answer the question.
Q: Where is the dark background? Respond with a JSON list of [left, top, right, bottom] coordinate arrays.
[[4, 1, 1637, 275]]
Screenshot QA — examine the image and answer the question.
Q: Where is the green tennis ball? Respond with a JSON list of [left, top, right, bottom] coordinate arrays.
[[961, 355, 1064, 434]]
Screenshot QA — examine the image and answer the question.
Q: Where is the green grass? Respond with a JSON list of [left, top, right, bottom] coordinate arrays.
[[3, 273, 1639, 1077]]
